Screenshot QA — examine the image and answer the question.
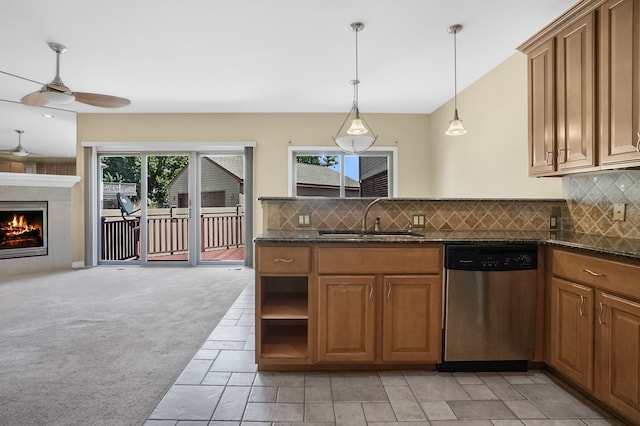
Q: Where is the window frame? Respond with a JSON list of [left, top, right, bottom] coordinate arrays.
[[288, 146, 398, 197]]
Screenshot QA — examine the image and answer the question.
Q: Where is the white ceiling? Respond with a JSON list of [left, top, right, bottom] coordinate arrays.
[[0, 0, 576, 158]]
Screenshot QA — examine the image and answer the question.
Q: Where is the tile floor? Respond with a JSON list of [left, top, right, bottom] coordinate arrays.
[[144, 284, 622, 425]]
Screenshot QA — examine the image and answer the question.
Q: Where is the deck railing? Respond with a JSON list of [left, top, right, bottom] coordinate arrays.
[[101, 208, 244, 261]]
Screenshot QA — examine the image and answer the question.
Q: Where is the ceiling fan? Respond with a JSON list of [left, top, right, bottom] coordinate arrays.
[[0, 130, 38, 157], [18, 42, 130, 108]]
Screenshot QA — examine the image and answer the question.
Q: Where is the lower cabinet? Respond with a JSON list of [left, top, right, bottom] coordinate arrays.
[[382, 275, 442, 362], [549, 277, 594, 391], [316, 245, 443, 365], [255, 244, 312, 366], [256, 243, 444, 368], [550, 248, 640, 424], [317, 273, 442, 364], [317, 275, 376, 363], [597, 291, 640, 423]]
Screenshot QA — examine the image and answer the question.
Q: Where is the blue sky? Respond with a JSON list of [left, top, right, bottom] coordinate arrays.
[[329, 155, 359, 181]]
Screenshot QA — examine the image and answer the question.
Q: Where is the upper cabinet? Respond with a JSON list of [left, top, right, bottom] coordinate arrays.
[[528, 39, 556, 175], [599, 0, 640, 166], [520, 0, 640, 176], [556, 13, 597, 172]]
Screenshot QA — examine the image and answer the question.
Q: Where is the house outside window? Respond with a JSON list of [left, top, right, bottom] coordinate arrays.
[[289, 147, 397, 198]]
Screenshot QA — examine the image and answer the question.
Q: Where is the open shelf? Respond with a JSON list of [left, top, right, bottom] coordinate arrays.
[[262, 292, 308, 319], [261, 322, 308, 358]]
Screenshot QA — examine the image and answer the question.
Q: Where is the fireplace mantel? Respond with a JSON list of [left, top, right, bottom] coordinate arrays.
[[0, 172, 80, 188]]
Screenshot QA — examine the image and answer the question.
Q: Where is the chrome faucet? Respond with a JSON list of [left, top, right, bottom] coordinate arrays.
[[362, 198, 388, 232]]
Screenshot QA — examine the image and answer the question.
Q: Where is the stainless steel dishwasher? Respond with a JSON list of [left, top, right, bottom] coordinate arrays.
[[438, 243, 538, 372]]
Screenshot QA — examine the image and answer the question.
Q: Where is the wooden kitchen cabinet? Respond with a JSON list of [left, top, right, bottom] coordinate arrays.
[[317, 275, 376, 362], [599, 0, 640, 167], [316, 273, 442, 363], [550, 247, 640, 423], [255, 245, 313, 366], [527, 39, 556, 175], [522, 9, 596, 176], [596, 291, 640, 424], [549, 276, 594, 391], [555, 12, 596, 172], [316, 245, 443, 365], [520, 0, 640, 175], [382, 274, 442, 362]]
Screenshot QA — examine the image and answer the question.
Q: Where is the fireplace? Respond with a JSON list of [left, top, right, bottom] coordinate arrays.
[[0, 201, 47, 259]]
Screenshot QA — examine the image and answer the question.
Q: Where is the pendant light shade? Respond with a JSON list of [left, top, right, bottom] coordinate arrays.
[[445, 24, 467, 136], [333, 22, 378, 154]]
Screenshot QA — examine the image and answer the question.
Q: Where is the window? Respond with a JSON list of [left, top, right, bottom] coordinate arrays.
[[289, 147, 397, 197]]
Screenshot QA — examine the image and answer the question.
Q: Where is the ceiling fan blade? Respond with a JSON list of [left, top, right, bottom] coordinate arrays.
[[21, 91, 48, 106], [73, 92, 130, 108]]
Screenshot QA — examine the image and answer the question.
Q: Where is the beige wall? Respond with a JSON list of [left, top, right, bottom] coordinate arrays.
[[428, 52, 563, 198], [73, 53, 563, 264], [74, 113, 430, 262]]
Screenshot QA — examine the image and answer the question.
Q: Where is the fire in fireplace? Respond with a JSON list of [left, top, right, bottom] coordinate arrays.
[[0, 201, 47, 259]]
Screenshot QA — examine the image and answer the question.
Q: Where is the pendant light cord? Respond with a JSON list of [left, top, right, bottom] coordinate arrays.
[[353, 26, 360, 108], [452, 27, 458, 112]]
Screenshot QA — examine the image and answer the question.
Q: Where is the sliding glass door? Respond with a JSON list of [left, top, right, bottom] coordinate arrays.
[[98, 151, 245, 265]]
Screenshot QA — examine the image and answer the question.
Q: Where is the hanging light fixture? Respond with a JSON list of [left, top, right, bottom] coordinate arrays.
[[445, 24, 467, 136], [333, 22, 378, 154], [12, 130, 29, 157]]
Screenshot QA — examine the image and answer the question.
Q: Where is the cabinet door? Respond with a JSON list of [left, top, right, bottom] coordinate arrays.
[[549, 277, 594, 391], [528, 38, 556, 176], [556, 13, 596, 172], [597, 291, 640, 424], [600, 0, 640, 166], [382, 275, 442, 362], [317, 275, 376, 362]]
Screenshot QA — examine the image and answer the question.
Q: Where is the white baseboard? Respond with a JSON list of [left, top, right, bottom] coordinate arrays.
[[72, 261, 86, 269]]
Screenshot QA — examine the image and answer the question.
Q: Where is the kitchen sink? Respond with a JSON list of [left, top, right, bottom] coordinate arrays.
[[318, 230, 424, 238]]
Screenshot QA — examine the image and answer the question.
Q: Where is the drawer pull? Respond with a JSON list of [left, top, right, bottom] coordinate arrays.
[[599, 302, 606, 325], [583, 268, 605, 277], [636, 132, 640, 153], [369, 283, 374, 302], [387, 282, 392, 301], [274, 258, 294, 263], [579, 295, 585, 316], [545, 151, 553, 166]]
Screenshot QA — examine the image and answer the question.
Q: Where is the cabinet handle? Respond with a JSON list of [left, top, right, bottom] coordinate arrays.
[[387, 282, 392, 301], [583, 268, 605, 277], [545, 151, 553, 166], [636, 132, 640, 153], [579, 295, 585, 316], [274, 258, 293, 263], [558, 148, 568, 164], [599, 302, 606, 325], [369, 283, 374, 302]]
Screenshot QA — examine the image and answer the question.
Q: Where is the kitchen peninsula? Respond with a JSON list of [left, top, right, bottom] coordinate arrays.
[[255, 196, 640, 423]]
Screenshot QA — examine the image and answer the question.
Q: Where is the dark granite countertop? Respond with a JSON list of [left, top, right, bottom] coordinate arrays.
[[255, 230, 640, 261]]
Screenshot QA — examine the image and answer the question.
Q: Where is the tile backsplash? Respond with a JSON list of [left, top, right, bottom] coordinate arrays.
[[261, 170, 640, 240], [262, 198, 567, 232], [564, 170, 640, 239]]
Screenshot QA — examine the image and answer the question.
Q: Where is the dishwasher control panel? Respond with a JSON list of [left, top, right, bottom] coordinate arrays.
[[445, 244, 538, 271]]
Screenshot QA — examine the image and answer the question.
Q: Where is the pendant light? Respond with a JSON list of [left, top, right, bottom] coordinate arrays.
[[333, 22, 378, 154], [445, 24, 467, 136]]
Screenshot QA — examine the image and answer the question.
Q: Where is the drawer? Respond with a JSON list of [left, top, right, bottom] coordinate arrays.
[[258, 246, 311, 274], [552, 248, 640, 300], [318, 246, 442, 274]]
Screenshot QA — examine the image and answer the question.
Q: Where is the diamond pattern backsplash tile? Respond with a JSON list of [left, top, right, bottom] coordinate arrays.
[[565, 170, 640, 239], [262, 198, 568, 232]]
